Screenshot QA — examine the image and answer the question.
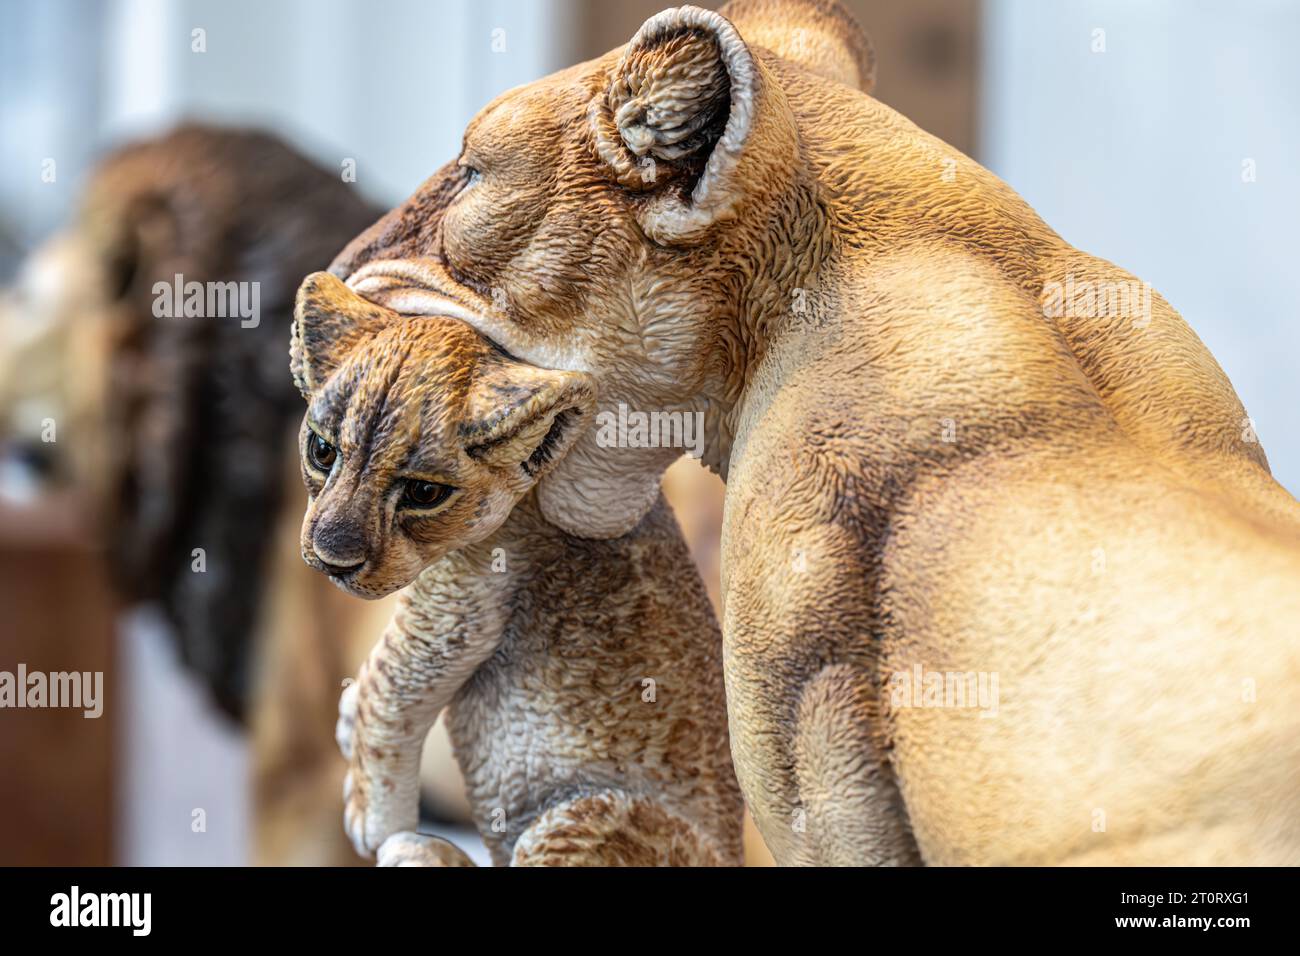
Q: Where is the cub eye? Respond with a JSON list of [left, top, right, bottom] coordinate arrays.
[[401, 479, 455, 509], [307, 432, 337, 472], [460, 164, 481, 190]]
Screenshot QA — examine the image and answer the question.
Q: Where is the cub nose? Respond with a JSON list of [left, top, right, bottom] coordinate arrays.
[[311, 506, 369, 574], [311, 526, 368, 575]]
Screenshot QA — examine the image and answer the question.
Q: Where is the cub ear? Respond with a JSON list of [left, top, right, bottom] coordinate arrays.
[[290, 271, 395, 396], [462, 360, 595, 481], [591, 5, 797, 244]]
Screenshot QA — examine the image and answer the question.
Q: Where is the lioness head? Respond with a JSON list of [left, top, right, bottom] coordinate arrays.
[[290, 272, 594, 598], [328, 1, 871, 537]]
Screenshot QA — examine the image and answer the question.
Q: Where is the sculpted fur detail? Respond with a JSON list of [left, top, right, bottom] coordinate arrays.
[[327, 1, 1300, 864], [290, 278, 743, 866]]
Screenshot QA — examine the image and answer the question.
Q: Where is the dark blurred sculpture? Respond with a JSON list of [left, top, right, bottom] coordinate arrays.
[[76, 124, 380, 721]]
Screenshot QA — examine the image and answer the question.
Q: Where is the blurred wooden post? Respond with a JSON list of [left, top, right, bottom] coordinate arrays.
[[0, 495, 116, 865]]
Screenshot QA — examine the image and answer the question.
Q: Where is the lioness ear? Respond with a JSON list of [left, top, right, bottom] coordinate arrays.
[[290, 271, 395, 396], [592, 5, 797, 244], [462, 361, 595, 480]]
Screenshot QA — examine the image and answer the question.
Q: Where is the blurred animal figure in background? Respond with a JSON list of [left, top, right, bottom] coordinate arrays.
[[0, 125, 432, 865], [0, 234, 100, 498], [75, 125, 381, 721]]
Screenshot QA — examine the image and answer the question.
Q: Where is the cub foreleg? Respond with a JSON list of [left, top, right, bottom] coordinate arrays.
[[339, 570, 506, 858]]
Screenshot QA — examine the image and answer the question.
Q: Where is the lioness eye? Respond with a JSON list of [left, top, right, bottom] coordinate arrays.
[[307, 432, 336, 471], [402, 479, 454, 509]]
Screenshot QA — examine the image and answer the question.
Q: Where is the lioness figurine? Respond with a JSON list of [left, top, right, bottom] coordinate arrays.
[[325, 0, 1300, 864], [290, 273, 743, 866]]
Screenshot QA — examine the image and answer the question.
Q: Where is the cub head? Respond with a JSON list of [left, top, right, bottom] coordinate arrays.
[[290, 272, 594, 598], [329, 2, 873, 538]]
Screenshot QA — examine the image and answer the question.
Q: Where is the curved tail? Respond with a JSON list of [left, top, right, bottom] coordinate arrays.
[[719, 0, 876, 91]]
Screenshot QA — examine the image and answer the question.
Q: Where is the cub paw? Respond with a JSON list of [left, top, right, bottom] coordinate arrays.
[[336, 679, 360, 760], [342, 755, 418, 859], [341, 767, 366, 856], [341, 765, 384, 858], [377, 832, 476, 868]]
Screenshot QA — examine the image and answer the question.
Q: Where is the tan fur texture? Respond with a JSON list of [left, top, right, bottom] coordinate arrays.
[[290, 283, 742, 866], [326, 2, 1300, 864]]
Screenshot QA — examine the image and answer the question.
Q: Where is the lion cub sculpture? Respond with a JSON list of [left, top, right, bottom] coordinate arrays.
[[289, 272, 743, 866]]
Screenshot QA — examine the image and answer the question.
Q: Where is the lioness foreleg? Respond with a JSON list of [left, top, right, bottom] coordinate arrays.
[[724, 513, 920, 865], [792, 663, 921, 865]]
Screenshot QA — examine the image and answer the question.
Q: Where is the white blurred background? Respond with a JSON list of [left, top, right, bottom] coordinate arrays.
[[0, 0, 575, 244], [984, 0, 1300, 491]]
